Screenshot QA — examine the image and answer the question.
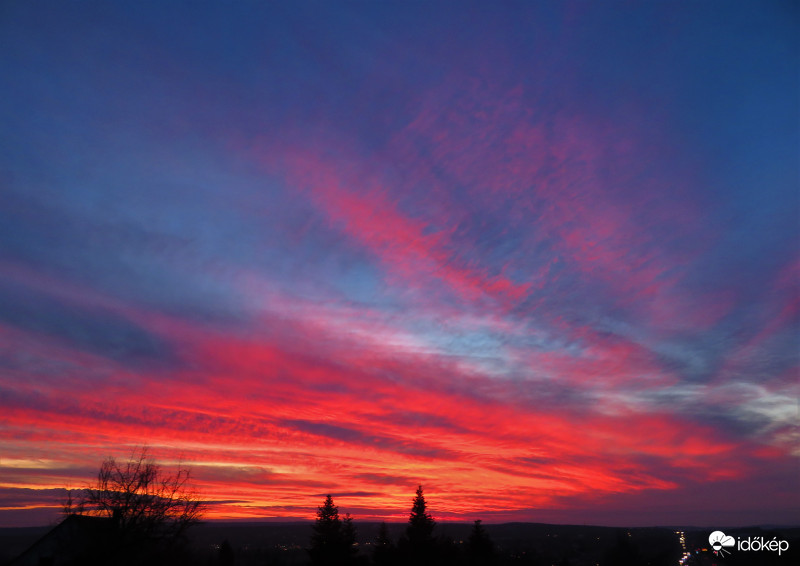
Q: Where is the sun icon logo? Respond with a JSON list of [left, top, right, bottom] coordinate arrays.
[[709, 530, 735, 557]]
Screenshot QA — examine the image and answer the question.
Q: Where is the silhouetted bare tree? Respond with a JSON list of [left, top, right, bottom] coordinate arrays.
[[63, 447, 204, 558]]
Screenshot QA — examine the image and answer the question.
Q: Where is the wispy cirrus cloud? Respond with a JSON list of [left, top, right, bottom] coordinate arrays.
[[1, 0, 797, 528]]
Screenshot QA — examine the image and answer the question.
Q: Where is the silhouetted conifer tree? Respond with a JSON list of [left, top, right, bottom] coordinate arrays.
[[407, 485, 435, 544], [373, 522, 396, 566], [309, 495, 359, 565], [399, 485, 437, 565], [467, 520, 495, 565], [310, 495, 341, 565]]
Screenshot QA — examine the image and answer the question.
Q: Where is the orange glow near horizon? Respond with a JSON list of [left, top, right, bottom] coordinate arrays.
[[1, 306, 788, 526]]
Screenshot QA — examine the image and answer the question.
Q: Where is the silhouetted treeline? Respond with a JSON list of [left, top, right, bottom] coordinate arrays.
[[12, 479, 797, 566], [307, 485, 499, 566], [8, 519, 800, 566], [190, 521, 799, 566]]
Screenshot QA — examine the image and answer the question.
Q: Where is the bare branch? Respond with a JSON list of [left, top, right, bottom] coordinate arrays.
[[63, 447, 205, 547]]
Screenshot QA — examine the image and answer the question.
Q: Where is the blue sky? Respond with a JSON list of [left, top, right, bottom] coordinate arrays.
[[0, 1, 797, 527]]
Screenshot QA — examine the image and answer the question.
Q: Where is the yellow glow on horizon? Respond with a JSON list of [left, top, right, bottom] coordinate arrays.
[[0, 458, 61, 469]]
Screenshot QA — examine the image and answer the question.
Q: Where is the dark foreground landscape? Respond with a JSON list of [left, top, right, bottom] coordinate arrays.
[[2, 521, 798, 566]]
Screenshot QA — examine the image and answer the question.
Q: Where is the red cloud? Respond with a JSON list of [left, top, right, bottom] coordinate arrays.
[[0, 302, 767, 524]]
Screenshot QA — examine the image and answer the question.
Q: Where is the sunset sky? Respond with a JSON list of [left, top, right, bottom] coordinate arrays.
[[0, 1, 797, 528]]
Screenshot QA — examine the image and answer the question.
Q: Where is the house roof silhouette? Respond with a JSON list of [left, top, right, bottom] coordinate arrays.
[[7, 514, 113, 566]]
